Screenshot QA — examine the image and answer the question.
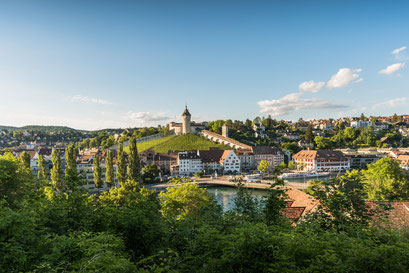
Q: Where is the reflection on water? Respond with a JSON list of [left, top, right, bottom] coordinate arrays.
[[206, 174, 339, 211], [206, 186, 270, 211], [282, 173, 339, 184]]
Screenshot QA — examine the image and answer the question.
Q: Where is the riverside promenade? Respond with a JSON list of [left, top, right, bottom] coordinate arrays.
[[145, 177, 308, 191]]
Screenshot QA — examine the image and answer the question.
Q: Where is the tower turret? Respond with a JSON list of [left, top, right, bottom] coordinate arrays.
[[182, 105, 191, 134]]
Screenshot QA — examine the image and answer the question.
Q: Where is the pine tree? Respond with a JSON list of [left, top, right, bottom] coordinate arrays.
[[127, 137, 141, 181], [117, 143, 127, 185], [93, 155, 102, 189], [392, 113, 399, 123], [51, 149, 63, 191], [305, 123, 313, 143], [38, 154, 47, 180], [105, 150, 114, 188], [20, 151, 31, 170], [64, 144, 78, 189]]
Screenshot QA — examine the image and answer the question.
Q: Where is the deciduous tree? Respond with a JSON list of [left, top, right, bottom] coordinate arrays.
[[363, 157, 409, 200]]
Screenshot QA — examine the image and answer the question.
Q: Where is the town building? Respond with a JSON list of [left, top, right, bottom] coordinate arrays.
[[252, 146, 285, 170], [176, 151, 203, 176], [253, 123, 267, 139], [350, 120, 372, 129], [292, 150, 350, 171], [346, 153, 381, 169], [236, 149, 255, 170]]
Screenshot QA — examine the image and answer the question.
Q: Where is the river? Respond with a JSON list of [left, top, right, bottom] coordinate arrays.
[[206, 186, 270, 211]]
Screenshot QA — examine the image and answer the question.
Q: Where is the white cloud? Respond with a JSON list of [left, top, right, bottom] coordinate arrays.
[[392, 46, 407, 55], [257, 92, 346, 116], [379, 63, 405, 75], [71, 95, 112, 105], [372, 97, 408, 109], [326, 68, 362, 89], [298, 80, 325, 93], [123, 111, 174, 126]]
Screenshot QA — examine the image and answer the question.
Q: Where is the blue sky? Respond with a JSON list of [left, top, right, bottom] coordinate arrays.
[[0, 0, 408, 130]]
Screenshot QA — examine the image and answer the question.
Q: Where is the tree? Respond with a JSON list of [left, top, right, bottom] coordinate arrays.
[[127, 137, 141, 182], [392, 113, 399, 123], [159, 179, 213, 220], [258, 160, 269, 174], [20, 151, 31, 170], [263, 177, 288, 225], [281, 142, 301, 155], [64, 144, 79, 190], [105, 150, 114, 188], [0, 153, 32, 207], [142, 163, 160, 184], [363, 157, 409, 200], [314, 136, 332, 149], [93, 155, 102, 189], [305, 170, 372, 230], [305, 123, 313, 143], [288, 160, 296, 170], [117, 143, 127, 185], [38, 154, 47, 180], [51, 149, 63, 191]]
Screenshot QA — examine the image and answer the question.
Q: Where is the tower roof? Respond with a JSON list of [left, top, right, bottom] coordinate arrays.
[[182, 106, 191, 116]]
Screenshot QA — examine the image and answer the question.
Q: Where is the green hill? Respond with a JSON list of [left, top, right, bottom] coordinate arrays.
[[125, 134, 231, 153]]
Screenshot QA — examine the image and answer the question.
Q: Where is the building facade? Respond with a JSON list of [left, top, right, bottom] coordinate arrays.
[[293, 150, 350, 172]]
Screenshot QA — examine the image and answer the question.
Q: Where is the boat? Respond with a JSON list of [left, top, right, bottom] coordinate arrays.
[[279, 171, 330, 179]]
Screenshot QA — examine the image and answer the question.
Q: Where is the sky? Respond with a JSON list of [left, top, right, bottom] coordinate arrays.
[[1, 0, 409, 130]]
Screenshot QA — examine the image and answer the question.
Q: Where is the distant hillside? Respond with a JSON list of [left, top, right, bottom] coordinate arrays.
[[0, 125, 17, 131], [124, 134, 231, 153], [0, 125, 79, 132]]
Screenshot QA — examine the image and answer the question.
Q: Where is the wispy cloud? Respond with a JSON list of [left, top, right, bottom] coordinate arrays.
[[71, 95, 112, 105], [123, 111, 174, 126], [372, 97, 408, 109], [298, 80, 325, 93], [379, 63, 405, 75], [392, 46, 407, 55], [257, 92, 346, 116], [326, 68, 363, 89]]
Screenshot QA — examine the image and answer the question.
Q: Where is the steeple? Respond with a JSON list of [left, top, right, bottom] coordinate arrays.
[[182, 105, 191, 117]]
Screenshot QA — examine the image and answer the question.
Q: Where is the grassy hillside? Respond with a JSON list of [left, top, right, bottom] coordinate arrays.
[[125, 134, 231, 153], [124, 135, 178, 153]]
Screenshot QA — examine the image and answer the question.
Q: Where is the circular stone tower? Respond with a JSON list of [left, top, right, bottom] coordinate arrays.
[[182, 106, 191, 134]]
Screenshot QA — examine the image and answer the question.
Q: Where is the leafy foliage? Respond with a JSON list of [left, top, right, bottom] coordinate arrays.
[[363, 157, 409, 200]]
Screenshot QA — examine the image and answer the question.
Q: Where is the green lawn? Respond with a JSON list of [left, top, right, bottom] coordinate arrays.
[[124, 134, 231, 153]]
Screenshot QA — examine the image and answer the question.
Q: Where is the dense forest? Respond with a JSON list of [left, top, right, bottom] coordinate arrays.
[[1, 151, 409, 272]]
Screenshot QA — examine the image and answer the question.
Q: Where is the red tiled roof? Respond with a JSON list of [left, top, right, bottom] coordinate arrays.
[[366, 201, 409, 229], [285, 186, 320, 218], [293, 150, 347, 161]]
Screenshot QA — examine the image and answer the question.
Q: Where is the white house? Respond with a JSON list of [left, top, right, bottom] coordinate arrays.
[[350, 120, 372, 129], [219, 150, 241, 174], [293, 150, 350, 172], [177, 151, 203, 176]]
